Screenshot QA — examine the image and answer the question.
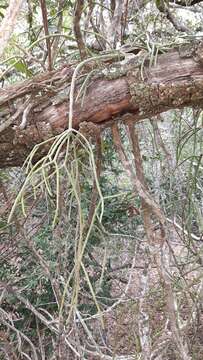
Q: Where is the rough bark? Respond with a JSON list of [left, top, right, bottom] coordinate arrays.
[[1, 48, 203, 168]]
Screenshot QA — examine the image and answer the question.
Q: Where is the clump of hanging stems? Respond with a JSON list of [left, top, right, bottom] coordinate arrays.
[[7, 55, 114, 329]]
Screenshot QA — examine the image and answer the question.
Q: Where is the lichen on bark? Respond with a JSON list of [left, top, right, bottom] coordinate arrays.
[[127, 68, 203, 116], [127, 70, 159, 115]]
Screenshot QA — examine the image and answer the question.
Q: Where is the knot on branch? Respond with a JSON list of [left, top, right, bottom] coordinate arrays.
[[79, 121, 100, 141]]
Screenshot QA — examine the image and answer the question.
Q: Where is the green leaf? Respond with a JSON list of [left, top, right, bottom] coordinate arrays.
[[9, 59, 33, 77]]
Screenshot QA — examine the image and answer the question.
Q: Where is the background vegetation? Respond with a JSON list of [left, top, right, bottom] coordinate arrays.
[[0, 1, 203, 359]]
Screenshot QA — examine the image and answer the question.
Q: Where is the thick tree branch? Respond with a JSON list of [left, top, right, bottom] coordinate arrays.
[[1, 48, 203, 167]]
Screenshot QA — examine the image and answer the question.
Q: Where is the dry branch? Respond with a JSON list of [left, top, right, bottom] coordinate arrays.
[[0, 0, 24, 59]]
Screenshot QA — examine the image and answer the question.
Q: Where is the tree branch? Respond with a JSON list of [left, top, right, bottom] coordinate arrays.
[[171, 0, 203, 5], [0, 0, 24, 59], [39, 0, 52, 71], [73, 0, 87, 60], [1, 48, 203, 167]]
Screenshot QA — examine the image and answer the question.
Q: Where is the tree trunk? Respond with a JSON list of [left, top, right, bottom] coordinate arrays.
[[0, 49, 203, 168]]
